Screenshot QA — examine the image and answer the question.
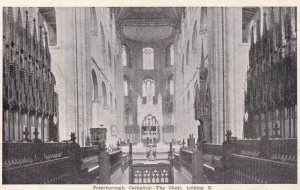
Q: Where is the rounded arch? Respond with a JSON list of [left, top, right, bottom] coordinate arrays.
[[192, 21, 198, 51], [101, 82, 107, 105], [91, 69, 98, 100]]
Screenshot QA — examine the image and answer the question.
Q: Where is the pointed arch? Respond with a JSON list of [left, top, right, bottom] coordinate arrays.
[[99, 22, 106, 51], [142, 114, 159, 127], [108, 43, 112, 68], [91, 7, 98, 35], [187, 90, 191, 113], [92, 69, 98, 100], [110, 91, 113, 109], [193, 80, 199, 99], [122, 45, 127, 66], [142, 78, 155, 98], [115, 98, 117, 114], [182, 55, 185, 79], [125, 106, 133, 125], [192, 21, 198, 51], [167, 74, 174, 96], [101, 82, 107, 105], [124, 77, 129, 96], [186, 41, 190, 65], [143, 47, 154, 70], [200, 7, 208, 31], [165, 44, 175, 67]]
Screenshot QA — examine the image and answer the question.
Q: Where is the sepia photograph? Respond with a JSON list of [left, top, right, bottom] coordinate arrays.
[[1, 4, 298, 186]]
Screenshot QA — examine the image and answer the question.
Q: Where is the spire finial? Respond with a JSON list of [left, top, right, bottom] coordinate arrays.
[[32, 17, 37, 50], [39, 25, 44, 48], [16, 8, 22, 30], [263, 12, 267, 35], [7, 8, 15, 43], [16, 8, 24, 50], [25, 10, 30, 44]]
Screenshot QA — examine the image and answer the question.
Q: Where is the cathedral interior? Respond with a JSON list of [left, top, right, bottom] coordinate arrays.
[[2, 7, 297, 184]]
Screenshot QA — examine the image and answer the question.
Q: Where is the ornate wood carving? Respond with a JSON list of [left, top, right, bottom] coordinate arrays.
[[3, 8, 59, 142], [245, 8, 296, 138]]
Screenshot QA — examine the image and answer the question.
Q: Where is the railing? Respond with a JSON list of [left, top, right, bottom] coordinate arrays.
[[202, 143, 223, 183], [3, 142, 70, 168], [3, 139, 80, 184], [203, 143, 222, 157], [121, 154, 130, 172], [129, 163, 174, 184], [222, 131, 297, 184], [3, 132, 126, 184], [234, 138, 297, 163], [3, 156, 78, 184], [81, 146, 99, 158], [172, 131, 297, 184], [225, 154, 297, 184], [269, 138, 297, 163]]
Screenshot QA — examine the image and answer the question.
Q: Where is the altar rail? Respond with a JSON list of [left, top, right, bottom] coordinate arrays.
[[173, 131, 297, 184], [129, 163, 174, 184]]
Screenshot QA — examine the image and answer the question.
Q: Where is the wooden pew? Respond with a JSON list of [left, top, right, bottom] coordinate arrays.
[[79, 144, 125, 184], [172, 130, 297, 184], [79, 146, 99, 183], [3, 139, 80, 184], [202, 143, 223, 183]]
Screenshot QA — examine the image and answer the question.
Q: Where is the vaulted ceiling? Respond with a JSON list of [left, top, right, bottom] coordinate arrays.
[[112, 8, 184, 42]]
